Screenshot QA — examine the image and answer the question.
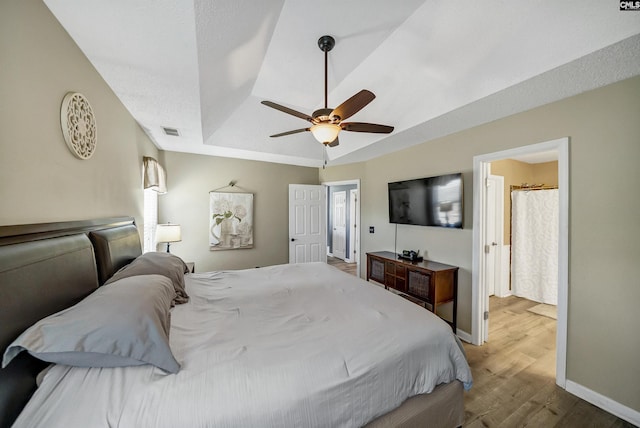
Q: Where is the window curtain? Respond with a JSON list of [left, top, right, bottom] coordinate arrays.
[[142, 156, 167, 253], [143, 156, 167, 194]]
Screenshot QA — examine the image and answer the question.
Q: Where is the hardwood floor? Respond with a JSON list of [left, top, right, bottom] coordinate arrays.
[[327, 256, 357, 276], [462, 296, 635, 427]]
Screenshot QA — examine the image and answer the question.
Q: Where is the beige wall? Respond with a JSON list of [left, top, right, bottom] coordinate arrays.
[[532, 160, 559, 185], [322, 76, 640, 411], [0, 0, 158, 228], [157, 151, 318, 272], [491, 159, 559, 242], [490, 159, 558, 186]]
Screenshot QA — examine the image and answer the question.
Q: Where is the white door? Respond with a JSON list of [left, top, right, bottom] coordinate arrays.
[[484, 175, 504, 297], [331, 191, 347, 260], [483, 174, 504, 341], [289, 184, 326, 263]]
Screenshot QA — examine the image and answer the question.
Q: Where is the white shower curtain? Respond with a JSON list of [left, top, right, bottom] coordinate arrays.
[[511, 189, 558, 305]]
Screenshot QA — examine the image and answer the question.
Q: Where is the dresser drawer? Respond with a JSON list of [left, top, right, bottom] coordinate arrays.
[[407, 269, 431, 301]]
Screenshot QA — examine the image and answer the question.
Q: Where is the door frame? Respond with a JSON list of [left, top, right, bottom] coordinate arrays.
[[348, 189, 358, 264], [322, 179, 361, 277], [471, 137, 569, 388]]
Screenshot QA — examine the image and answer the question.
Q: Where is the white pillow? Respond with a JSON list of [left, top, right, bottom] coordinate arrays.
[[2, 274, 180, 374]]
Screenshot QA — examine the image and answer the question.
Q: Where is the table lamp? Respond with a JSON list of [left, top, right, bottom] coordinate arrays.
[[156, 223, 181, 253]]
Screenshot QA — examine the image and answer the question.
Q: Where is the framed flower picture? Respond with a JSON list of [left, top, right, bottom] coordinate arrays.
[[209, 192, 254, 250]]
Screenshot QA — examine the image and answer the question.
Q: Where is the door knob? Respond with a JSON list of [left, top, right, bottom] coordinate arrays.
[[291, 238, 296, 242]]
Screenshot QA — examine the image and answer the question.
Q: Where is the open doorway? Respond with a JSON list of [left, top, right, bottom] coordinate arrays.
[[323, 179, 360, 277], [486, 154, 560, 385], [488, 156, 559, 302], [472, 137, 569, 388]]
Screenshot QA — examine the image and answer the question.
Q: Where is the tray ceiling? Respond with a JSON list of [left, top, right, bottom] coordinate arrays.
[[43, 0, 640, 167]]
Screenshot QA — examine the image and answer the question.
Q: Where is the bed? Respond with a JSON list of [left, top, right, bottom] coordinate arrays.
[[0, 217, 472, 428]]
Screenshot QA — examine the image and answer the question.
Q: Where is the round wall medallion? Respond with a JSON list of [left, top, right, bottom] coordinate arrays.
[[60, 92, 97, 159]]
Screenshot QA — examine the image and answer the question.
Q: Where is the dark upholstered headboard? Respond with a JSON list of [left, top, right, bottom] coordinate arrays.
[[90, 225, 142, 285], [0, 217, 142, 427]]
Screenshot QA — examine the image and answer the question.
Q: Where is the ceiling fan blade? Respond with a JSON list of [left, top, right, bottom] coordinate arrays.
[[269, 128, 310, 138], [261, 101, 313, 122], [341, 122, 394, 134], [330, 90, 375, 121], [327, 137, 339, 147]]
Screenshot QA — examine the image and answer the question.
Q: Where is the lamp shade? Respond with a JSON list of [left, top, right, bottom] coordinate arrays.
[[156, 224, 181, 243], [310, 123, 340, 145]]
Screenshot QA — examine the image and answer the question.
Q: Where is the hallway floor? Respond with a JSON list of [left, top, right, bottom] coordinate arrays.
[[326, 256, 357, 276]]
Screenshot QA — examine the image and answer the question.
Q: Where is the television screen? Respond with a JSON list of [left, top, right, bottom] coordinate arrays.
[[388, 173, 463, 228]]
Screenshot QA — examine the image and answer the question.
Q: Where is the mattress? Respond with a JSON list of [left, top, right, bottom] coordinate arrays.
[[13, 262, 472, 427]]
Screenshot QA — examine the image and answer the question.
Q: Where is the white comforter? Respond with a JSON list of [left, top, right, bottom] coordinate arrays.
[[14, 262, 472, 428]]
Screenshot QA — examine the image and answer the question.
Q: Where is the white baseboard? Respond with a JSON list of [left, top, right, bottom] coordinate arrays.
[[565, 380, 640, 426], [456, 329, 472, 343]]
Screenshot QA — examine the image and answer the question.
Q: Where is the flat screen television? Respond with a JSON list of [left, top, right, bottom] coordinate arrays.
[[388, 173, 463, 228]]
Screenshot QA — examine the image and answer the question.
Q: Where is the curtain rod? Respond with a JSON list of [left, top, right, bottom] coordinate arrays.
[[510, 183, 558, 191]]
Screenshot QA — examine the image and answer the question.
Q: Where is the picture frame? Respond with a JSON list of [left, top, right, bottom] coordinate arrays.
[[209, 192, 254, 251]]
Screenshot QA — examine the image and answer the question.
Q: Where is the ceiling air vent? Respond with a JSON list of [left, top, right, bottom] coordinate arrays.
[[162, 127, 180, 137]]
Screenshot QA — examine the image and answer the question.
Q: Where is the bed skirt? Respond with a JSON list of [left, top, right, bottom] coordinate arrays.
[[365, 381, 464, 428]]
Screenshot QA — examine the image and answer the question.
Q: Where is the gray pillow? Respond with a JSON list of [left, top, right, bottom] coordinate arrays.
[[105, 252, 189, 306], [2, 274, 180, 374]]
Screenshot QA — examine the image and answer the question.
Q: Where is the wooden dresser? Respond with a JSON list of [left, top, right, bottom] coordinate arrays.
[[366, 251, 458, 331]]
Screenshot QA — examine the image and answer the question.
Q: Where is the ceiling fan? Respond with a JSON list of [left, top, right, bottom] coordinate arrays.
[[261, 35, 394, 147]]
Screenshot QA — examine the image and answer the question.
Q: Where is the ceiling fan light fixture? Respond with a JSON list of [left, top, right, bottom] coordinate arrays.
[[310, 123, 341, 145], [261, 34, 393, 148]]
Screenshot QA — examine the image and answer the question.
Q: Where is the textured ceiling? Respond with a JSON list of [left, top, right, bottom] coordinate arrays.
[[44, 0, 640, 167]]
